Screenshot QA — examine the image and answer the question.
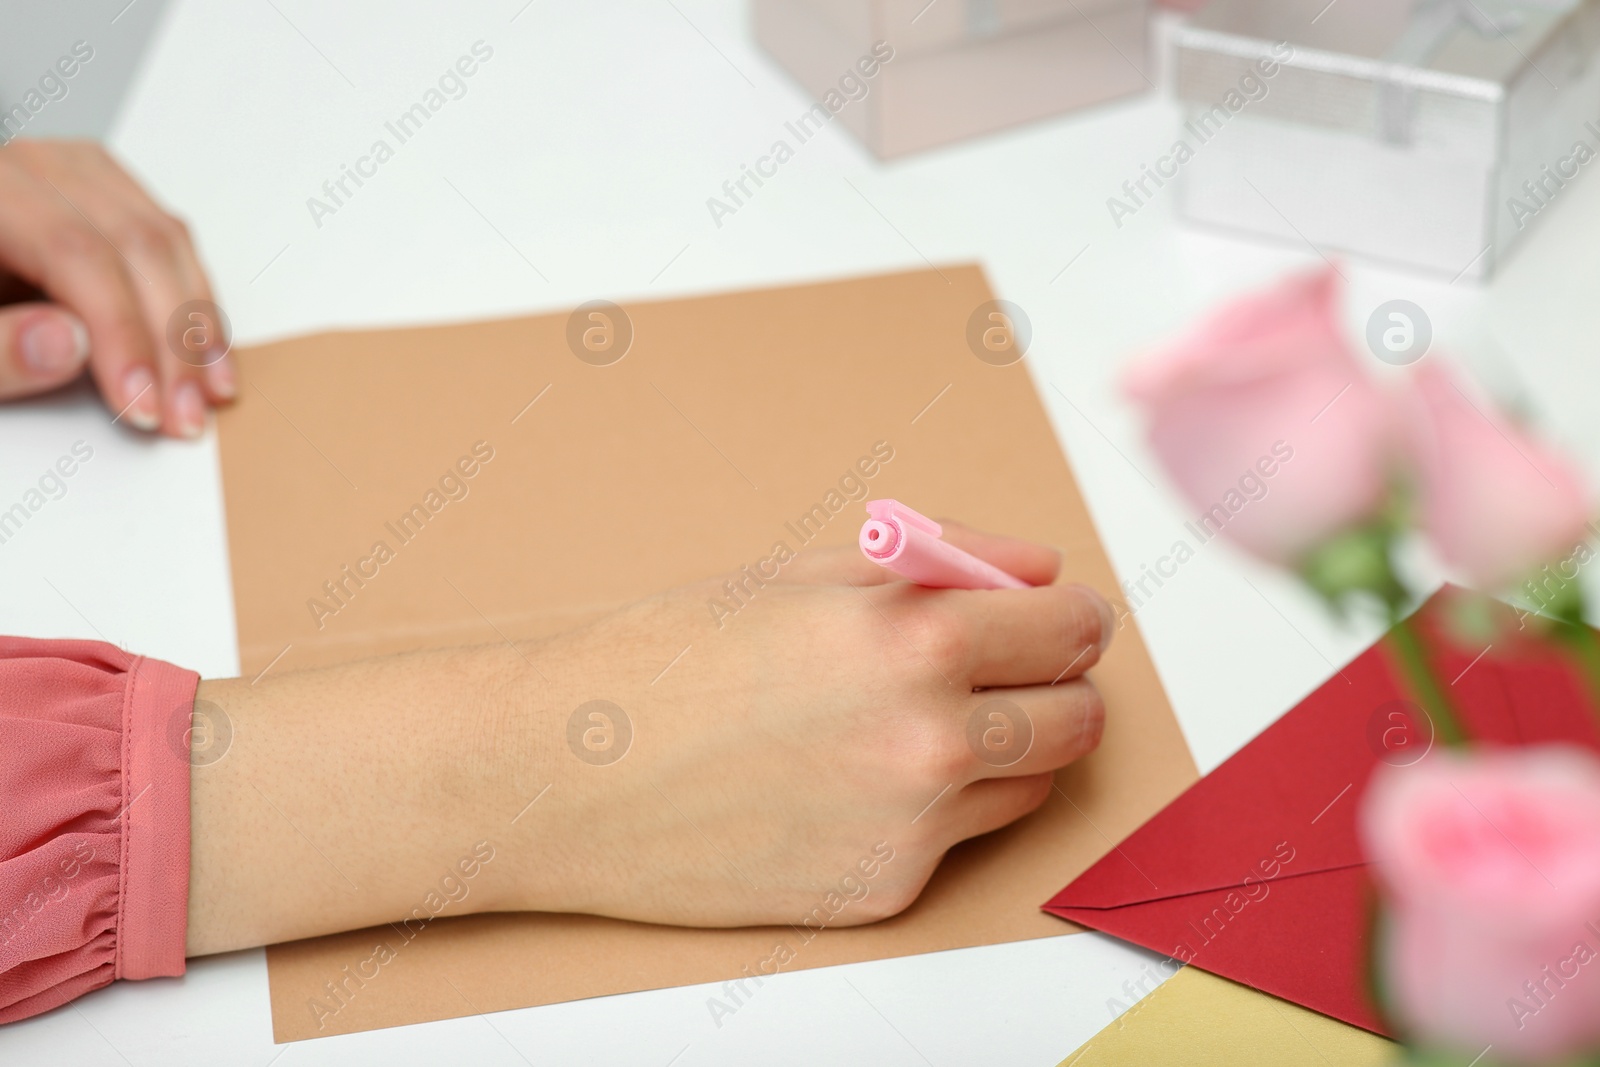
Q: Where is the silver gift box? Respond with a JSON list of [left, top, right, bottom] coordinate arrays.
[[1169, 0, 1600, 280]]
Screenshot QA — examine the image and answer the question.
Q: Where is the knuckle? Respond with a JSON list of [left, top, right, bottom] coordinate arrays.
[[925, 727, 973, 783], [908, 603, 971, 676], [899, 802, 953, 857], [890, 714, 968, 785], [1069, 683, 1106, 758], [1017, 772, 1055, 815], [856, 881, 919, 922], [72, 140, 110, 166], [1059, 589, 1104, 654], [43, 221, 102, 261], [119, 217, 171, 256]]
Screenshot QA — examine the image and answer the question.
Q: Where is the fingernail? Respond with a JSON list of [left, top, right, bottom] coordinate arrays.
[[1074, 584, 1118, 653], [121, 366, 160, 430], [19, 312, 89, 375], [172, 380, 205, 438], [205, 354, 236, 399]]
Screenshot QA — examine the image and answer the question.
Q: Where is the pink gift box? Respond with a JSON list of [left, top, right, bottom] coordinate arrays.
[[753, 0, 1151, 158]]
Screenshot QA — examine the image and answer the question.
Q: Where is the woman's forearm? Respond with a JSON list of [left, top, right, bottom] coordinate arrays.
[[186, 644, 545, 954]]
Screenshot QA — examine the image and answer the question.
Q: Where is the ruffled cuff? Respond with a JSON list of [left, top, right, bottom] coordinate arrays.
[[0, 637, 198, 1023]]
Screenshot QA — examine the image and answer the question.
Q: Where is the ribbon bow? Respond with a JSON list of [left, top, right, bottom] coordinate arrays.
[[1378, 0, 1578, 143]]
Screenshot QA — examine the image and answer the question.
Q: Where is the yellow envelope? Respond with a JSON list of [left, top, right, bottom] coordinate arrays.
[[1062, 966, 1399, 1067]]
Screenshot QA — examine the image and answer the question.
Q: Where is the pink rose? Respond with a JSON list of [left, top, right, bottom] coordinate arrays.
[[1361, 747, 1600, 1061], [1122, 266, 1395, 564], [1404, 362, 1591, 590]]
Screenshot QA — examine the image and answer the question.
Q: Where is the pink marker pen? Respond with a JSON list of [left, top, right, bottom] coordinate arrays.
[[859, 499, 1028, 589]]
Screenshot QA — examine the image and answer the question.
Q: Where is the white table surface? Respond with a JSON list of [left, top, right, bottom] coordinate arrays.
[[3, 0, 1598, 1063]]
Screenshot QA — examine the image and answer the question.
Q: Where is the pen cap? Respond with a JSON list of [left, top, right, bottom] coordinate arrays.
[[860, 519, 900, 559], [858, 498, 1028, 590], [861, 499, 941, 562]]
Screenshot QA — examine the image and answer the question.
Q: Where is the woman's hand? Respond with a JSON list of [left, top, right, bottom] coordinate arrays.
[[187, 523, 1113, 952], [0, 139, 233, 435], [519, 523, 1112, 927]]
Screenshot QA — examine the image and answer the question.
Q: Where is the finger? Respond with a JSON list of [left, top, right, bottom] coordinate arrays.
[[946, 581, 1114, 688], [780, 517, 1063, 588], [936, 519, 1061, 587], [0, 163, 160, 429], [162, 219, 234, 403], [945, 773, 1056, 842], [0, 303, 89, 399], [958, 680, 1104, 781], [63, 154, 207, 437], [116, 210, 212, 438], [80, 145, 235, 408]]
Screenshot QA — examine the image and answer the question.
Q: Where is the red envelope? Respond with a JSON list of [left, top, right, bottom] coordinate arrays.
[[1043, 587, 1600, 1034]]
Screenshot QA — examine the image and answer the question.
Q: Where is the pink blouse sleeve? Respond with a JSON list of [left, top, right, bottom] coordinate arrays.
[[0, 637, 198, 1023]]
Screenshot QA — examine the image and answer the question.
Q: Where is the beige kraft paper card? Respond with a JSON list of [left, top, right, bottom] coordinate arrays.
[[214, 265, 1198, 1041]]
